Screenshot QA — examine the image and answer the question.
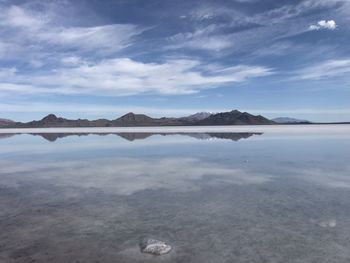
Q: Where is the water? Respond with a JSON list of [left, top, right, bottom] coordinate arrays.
[[0, 128, 350, 262]]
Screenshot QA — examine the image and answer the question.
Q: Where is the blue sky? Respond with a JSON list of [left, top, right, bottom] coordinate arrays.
[[0, 0, 349, 122]]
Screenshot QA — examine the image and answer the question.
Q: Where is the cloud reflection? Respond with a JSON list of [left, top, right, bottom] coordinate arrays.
[[0, 157, 272, 195], [299, 168, 350, 189]]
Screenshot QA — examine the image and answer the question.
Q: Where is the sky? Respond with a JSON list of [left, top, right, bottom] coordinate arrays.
[[0, 0, 349, 122]]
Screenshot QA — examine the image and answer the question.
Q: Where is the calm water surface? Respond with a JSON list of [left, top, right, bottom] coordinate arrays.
[[0, 130, 350, 262]]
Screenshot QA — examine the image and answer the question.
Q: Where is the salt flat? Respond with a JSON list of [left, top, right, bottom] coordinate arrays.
[[0, 124, 349, 134], [1, 124, 350, 263]]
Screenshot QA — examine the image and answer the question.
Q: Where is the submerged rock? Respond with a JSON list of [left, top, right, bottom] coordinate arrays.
[[139, 238, 172, 255]]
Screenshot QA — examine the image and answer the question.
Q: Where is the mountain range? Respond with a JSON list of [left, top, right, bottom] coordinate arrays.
[[0, 110, 275, 128]]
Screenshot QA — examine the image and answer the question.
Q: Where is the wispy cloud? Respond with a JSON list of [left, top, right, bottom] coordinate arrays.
[[40, 24, 144, 53], [0, 58, 273, 96], [169, 0, 347, 57], [0, 5, 49, 29], [298, 59, 350, 80], [0, 3, 276, 97], [167, 23, 236, 51], [0, 4, 145, 63], [168, 32, 233, 51]]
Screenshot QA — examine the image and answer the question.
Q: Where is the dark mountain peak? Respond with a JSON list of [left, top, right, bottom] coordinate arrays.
[[118, 112, 152, 121], [113, 112, 155, 126], [210, 110, 242, 119], [198, 109, 274, 125], [42, 114, 59, 122], [124, 112, 136, 117]]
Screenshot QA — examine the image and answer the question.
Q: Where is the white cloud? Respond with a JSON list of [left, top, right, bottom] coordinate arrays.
[[298, 59, 350, 80], [0, 58, 273, 96], [309, 20, 337, 31]]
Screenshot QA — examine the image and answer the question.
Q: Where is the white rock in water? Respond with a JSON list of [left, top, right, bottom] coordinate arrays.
[[140, 239, 172, 255]]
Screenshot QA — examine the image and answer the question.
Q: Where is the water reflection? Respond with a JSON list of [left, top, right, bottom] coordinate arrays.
[[0, 157, 272, 195], [0, 132, 262, 142], [0, 132, 350, 262], [114, 132, 261, 142], [0, 133, 16, 140]]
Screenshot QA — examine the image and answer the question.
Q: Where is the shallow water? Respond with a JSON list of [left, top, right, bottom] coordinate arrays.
[[0, 129, 350, 262]]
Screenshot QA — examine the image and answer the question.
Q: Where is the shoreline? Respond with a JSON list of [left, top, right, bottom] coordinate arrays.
[[0, 124, 350, 134]]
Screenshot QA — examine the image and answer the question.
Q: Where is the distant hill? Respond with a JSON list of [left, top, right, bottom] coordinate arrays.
[[111, 112, 186, 126], [0, 110, 275, 128], [198, 110, 274, 125], [0, 118, 14, 127], [12, 114, 110, 128], [272, 117, 311, 124]]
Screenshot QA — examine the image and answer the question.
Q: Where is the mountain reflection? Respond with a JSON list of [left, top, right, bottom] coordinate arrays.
[[115, 132, 262, 142], [10, 132, 263, 142], [0, 134, 16, 140]]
